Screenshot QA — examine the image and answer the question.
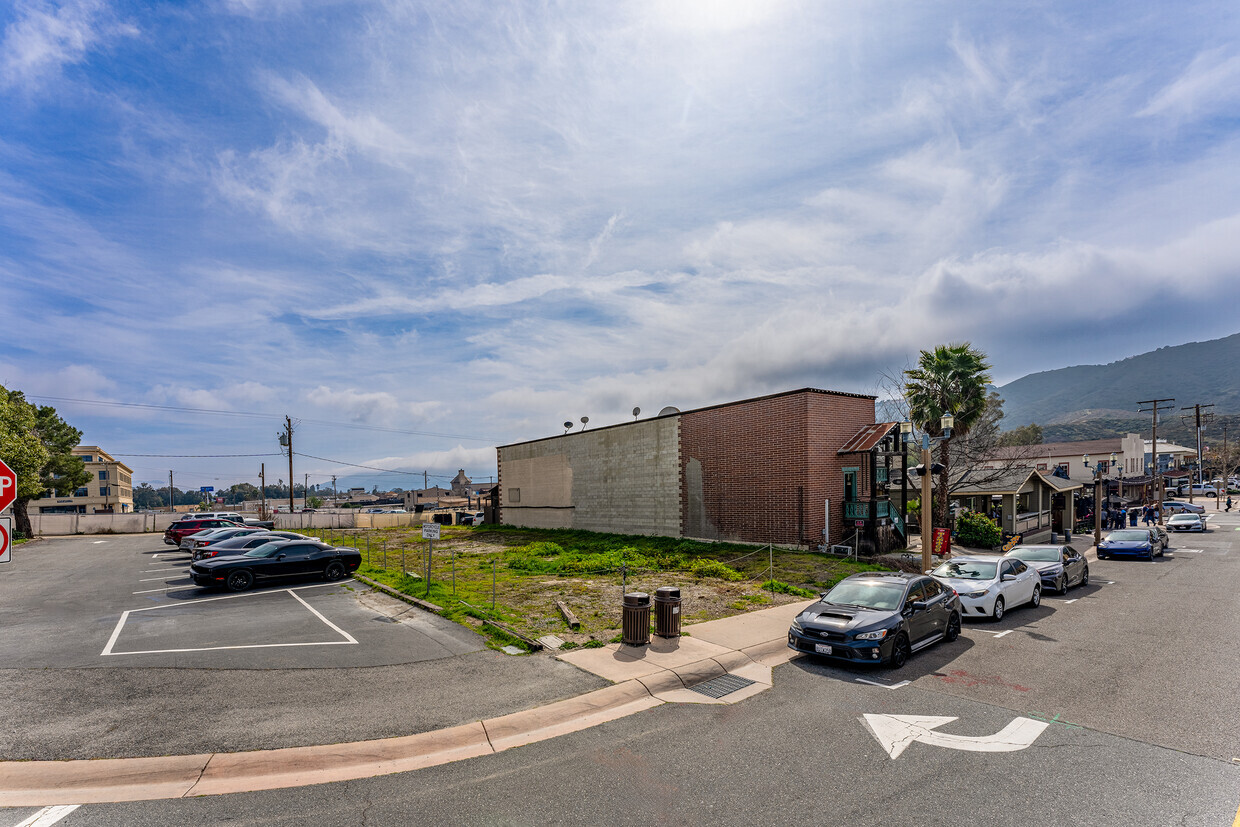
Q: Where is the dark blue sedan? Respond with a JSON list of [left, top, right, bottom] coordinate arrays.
[[1097, 528, 1164, 561]]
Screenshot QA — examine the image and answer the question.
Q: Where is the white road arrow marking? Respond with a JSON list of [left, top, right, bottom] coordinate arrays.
[[13, 805, 80, 826], [861, 714, 1049, 758]]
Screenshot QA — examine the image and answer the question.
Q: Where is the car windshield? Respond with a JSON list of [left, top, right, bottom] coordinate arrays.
[[822, 580, 906, 611], [1006, 547, 1060, 562], [243, 543, 285, 558], [1108, 530, 1148, 541], [931, 560, 997, 579]]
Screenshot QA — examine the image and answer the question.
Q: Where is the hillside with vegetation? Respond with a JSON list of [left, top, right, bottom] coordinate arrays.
[[996, 332, 1240, 429]]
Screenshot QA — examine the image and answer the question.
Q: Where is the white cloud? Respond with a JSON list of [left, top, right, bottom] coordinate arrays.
[[1138, 48, 1240, 121], [0, 0, 137, 90]]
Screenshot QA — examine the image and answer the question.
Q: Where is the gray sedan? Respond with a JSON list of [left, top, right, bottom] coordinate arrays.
[[1003, 545, 1089, 593]]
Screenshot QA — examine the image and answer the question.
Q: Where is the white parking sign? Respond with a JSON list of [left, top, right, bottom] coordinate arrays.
[[421, 523, 441, 540], [0, 517, 11, 564]]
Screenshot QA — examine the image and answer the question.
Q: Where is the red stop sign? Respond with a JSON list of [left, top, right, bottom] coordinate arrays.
[[0, 458, 15, 513]]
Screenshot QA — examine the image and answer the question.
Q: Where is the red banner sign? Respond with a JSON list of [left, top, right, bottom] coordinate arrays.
[[931, 527, 951, 558]]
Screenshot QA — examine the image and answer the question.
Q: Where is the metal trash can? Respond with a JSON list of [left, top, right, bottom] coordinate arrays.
[[621, 592, 651, 646], [654, 586, 682, 638]]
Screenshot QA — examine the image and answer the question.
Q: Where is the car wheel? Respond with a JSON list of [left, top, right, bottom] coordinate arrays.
[[324, 561, 347, 581], [945, 612, 961, 642], [991, 596, 1005, 621], [1058, 574, 1069, 594], [1080, 566, 1089, 586], [888, 633, 911, 669], [225, 570, 254, 592], [1030, 585, 1041, 608]]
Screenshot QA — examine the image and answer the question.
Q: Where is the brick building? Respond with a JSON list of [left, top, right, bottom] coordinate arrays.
[[497, 388, 895, 548]]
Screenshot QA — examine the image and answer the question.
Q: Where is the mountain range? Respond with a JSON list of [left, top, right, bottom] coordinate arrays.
[[995, 333, 1240, 439]]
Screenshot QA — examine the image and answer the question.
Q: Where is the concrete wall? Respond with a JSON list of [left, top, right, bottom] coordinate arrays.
[[498, 417, 681, 535]]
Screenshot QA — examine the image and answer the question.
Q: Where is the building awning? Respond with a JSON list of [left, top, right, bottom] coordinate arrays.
[[837, 422, 899, 454]]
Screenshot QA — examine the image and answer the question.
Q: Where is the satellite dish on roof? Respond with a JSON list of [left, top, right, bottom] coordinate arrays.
[[658, 406, 681, 417], [632, 407, 641, 419], [580, 416, 589, 431], [563, 421, 573, 433]]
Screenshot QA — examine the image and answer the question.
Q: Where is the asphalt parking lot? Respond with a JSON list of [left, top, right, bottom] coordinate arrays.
[[0, 534, 607, 760]]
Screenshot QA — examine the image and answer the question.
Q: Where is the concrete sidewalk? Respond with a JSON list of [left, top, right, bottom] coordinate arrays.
[[0, 600, 812, 807]]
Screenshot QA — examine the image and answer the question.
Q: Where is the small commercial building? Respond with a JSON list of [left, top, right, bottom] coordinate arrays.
[[496, 388, 900, 549], [951, 467, 1082, 544], [30, 446, 134, 514]]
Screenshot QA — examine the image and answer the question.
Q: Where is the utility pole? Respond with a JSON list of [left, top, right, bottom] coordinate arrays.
[[332, 475, 337, 507], [423, 470, 429, 492], [260, 464, 266, 519], [168, 471, 174, 514], [278, 416, 295, 514], [304, 473, 309, 509], [1138, 398, 1175, 523], [1179, 403, 1214, 504]]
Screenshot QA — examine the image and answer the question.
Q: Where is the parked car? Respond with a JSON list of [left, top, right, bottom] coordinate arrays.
[[1166, 513, 1206, 532], [1176, 483, 1218, 498], [929, 556, 1041, 621], [163, 518, 244, 546], [1002, 545, 1089, 593], [464, 512, 485, 526], [180, 526, 267, 551], [191, 531, 314, 561], [1161, 500, 1204, 515], [189, 540, 362, 592], [242, 517, 274, 530], [787, 572, 962, 668], [1097, 528, 1164, 561], [177, 512, 245, 523]]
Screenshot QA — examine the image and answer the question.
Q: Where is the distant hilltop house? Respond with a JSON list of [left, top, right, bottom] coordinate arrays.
[[496, 387, 906, 552], [30, 446, 134, 515]]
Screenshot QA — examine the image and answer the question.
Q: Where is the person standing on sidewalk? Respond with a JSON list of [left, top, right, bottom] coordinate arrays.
[[1227, 495, 1233, 513]]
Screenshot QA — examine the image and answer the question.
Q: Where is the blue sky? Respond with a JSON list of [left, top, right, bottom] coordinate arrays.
[[2, 0, 1238, 492]]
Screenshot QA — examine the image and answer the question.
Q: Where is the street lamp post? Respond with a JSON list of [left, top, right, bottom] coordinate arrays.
[[904, 412, 954, 573], [1083, 452, 1116, 548]]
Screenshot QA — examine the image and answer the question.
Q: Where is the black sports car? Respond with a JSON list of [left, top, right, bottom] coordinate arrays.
[[788, 572, 962, 668], [190, 531, 314, 561], [190, 540, 361, 591]]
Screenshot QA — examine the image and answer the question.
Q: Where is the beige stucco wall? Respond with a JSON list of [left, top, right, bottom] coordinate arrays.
[[499, 418, 681, 535]]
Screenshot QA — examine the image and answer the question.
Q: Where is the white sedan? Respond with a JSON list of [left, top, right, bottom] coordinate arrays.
[[1167, 513, 1206, 532], [929, 556, 1041, 621]]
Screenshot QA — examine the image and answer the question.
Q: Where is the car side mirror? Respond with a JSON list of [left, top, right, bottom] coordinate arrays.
[[277, 553, 286, 560], [1001, 574, 1015, 582], [912, 600, 929, 611]]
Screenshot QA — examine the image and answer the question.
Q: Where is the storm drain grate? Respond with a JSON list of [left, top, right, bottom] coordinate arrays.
[[688, 673, 756, 699]]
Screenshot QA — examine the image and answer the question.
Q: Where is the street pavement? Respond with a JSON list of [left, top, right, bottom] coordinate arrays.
[[1, 513, 1239, 825]]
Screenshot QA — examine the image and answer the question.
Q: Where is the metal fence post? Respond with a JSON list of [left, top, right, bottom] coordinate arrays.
[[492, 560, 497, 610]]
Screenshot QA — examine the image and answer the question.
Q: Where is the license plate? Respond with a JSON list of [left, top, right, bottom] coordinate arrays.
[[814, 643, 832, 654]]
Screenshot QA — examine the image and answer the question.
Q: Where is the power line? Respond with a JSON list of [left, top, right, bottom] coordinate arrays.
[[113, 453, 283, 458], [27, 395, 494, 442], [293, 451, 453, 477]]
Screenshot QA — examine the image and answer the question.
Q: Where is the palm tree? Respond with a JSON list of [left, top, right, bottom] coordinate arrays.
[[904, 343, 993, 531]]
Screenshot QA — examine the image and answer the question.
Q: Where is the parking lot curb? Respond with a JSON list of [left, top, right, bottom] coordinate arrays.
[[353, 573, 444, 613], [0, 679, 671, 806]]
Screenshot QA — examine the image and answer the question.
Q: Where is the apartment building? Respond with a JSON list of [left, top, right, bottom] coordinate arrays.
[[30, 446, 134, 514]]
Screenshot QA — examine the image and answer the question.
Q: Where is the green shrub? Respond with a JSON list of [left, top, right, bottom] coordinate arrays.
[[760, 579, 817, 598], [955, 510, 1002, 549], [688, 558, 744, 581]]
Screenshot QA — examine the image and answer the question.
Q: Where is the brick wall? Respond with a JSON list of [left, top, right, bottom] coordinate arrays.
[[681, 390, 876, 546]]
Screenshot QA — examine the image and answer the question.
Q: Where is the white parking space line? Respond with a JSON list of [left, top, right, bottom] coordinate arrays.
[[133, 586, 191, 594], [856, 678, 910, 690], [102, 581, 357, 656], [91, 540, 107, 544], [1175, 549, 1203, 553], [1064, 599, 1078, 604], [141, 568, 184, 573], [289, 589, 359, 644], [992, 630, 1013, 638], [138, 576, 192, 582], [12, 805, 80, 826]]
